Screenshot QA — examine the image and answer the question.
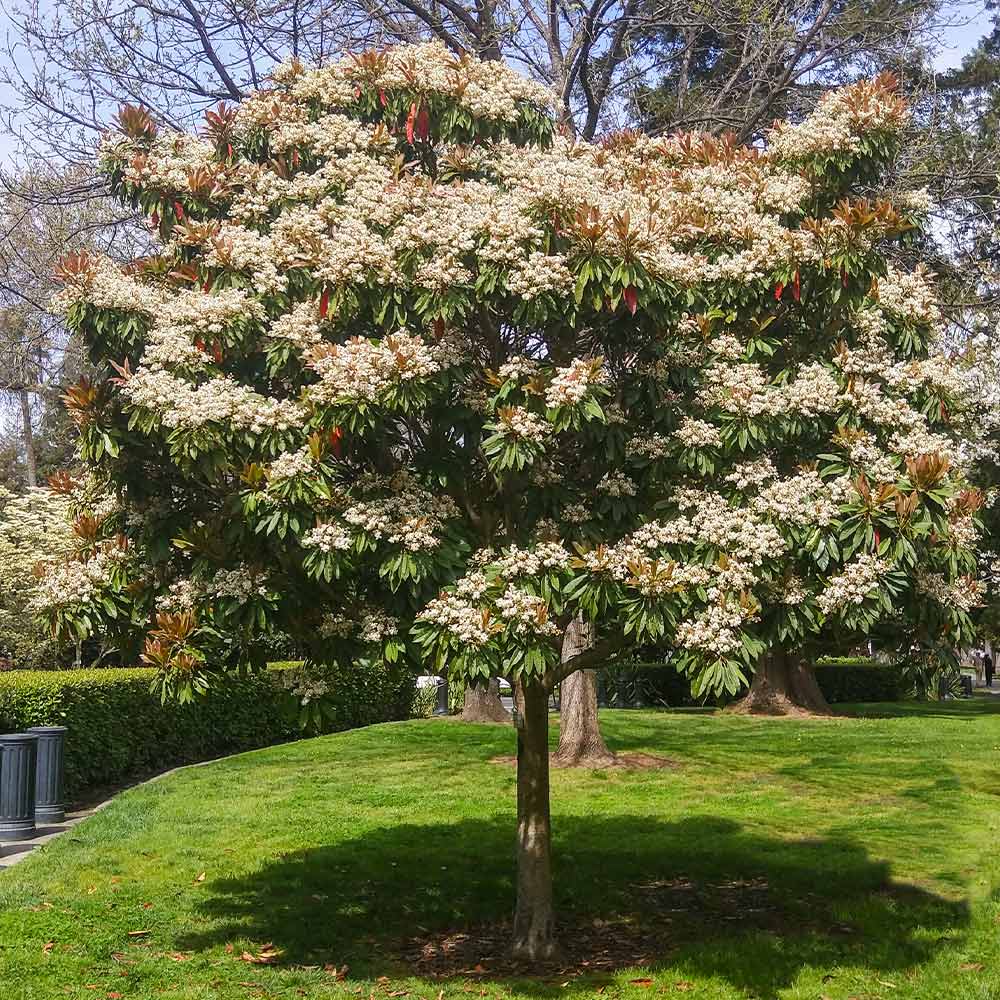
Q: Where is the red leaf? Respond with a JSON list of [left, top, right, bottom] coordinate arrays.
[[150, 211, 159, 228], [354, 86, 362, 99], [211, 342, 223, 364], [841, 266, 849, 288], [415, 104, 430, 141], [379, 89, 387, 107], [629, 978, 653, 986], [623, 285, 638, 315], [174, 201, 184, 220], [319, 287, 330, 318], [202, 275, 213, 293], [774, 282, 784, 300], [329, 427, 344, 458], [433, 317, 445, 338], [873, 529, 880, 550], [226, 142, 234, 160], [406, 103, 417, 145], [791, 269, 801, 302]]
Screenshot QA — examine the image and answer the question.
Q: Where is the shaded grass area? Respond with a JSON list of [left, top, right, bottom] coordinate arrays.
[[3, 702, 1000, 999]]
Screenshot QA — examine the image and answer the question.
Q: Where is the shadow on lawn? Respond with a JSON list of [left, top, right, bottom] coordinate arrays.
[[180, 815, 968, 999]]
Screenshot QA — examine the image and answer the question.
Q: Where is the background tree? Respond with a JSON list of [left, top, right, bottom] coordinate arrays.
[[44, 46, 982, 955]]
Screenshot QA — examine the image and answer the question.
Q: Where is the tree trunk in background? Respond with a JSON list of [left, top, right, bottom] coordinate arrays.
[[461, 677, 511, 723], [19, 389, 36, 488], [511, 678, 557, 961], [729, 650, 832, 716], [553, 620, 616, 767]]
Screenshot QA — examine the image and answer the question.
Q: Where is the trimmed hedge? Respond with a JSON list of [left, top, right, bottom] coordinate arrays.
[[812, 661, 903, 703], [0, 661, 415, 800], [605, 658, 904, 707]]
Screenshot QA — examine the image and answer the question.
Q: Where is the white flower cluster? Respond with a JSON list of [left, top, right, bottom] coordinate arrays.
[[343, 488, 459, 552], [498, 356, 539, 382], [506, 251, 574, 299], [497, 406, 551, 442], [675, 417, 722, 448], [420, 592, 497, 647], [915, 569, 983, 613], [816, 555, 889, 614], [302, 522, 353, 552], [495, 585, 560, 637], [597, 471, 636, 497], [273, 41, 557, 123], [675, 598, 753, 657], [359, 610, 399, 643], [122, 368, 303, 432], [750, 472, 839, 527], [493, 542, 571, 578], [267, 447, 315, 482], [545, 358, 607, 408], [33, 546, 125, 612], [307, 332, 444, 405], [628, 433, 673, 459], [724, 458, 776, 490], [210, 566, 269, 601], [278, 666, 330, 706]]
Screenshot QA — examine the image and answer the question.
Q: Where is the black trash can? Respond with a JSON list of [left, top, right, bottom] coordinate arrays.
[[27, 726, 67, 823], [0, 733, 38, 838], [433, 677, 449, 716]]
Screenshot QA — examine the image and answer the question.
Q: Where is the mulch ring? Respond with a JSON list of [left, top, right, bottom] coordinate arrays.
[[398, 876, 799, 979], [489, 752, 680, 770]]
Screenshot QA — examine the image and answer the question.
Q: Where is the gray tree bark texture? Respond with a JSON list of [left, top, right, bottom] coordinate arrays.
[[553, 620, 616, 767], [511, 678, 557, 961], [461, 677, 511, 723], [730, 649, 832, 716]]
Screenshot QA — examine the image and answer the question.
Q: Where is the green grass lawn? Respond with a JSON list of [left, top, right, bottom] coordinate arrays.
[[3, 703, 1000, 1000]]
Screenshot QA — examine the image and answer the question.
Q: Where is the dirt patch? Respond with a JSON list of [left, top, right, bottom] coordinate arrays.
[[489, 752, 680, 771], [398, 876, 795, 978]]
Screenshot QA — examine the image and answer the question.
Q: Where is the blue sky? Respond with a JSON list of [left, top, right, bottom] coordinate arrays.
[[0, 0, 992, 167]]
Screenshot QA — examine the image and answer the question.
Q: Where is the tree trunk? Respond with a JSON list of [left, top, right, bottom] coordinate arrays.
[[461, 677, 511, 723], [19, 389, 36, 489], [511, 678, 557, 962], [553, 619, 616, 767], [730, 650, 832, 716]]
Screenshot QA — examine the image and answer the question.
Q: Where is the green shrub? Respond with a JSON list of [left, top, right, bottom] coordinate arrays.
[[0, 661, 416, 799], [812, 662, 903, 703], [601, 657, 904, 707]]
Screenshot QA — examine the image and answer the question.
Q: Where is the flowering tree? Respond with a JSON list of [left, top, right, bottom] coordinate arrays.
[[48, 44, 983, 958]]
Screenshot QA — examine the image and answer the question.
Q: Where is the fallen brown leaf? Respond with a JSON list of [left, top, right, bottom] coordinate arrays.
[[193, 872, 206, 883], [240, 944, 280, 965], [960, 962, 984, 972], [629, 979, 653, 987], [127, 930, 151, 938], [42, 940, 54, 954]]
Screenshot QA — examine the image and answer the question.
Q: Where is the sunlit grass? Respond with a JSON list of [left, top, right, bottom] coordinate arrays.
[[3, 701, 1000, 999]]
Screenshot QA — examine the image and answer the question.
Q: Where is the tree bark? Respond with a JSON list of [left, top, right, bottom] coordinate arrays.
[[19, 388, 36, 489], [461, 677, 511, 723], [729, 650, 832, 716], [511, 678, 558, 961], [553, 620, 616, 767]]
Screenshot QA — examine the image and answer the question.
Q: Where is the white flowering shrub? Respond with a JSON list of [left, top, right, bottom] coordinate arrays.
[[0, 487, 75, 667], [41, 45, 987, 956]]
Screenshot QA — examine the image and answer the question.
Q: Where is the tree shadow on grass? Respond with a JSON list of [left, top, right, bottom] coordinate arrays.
[[179, 815, 968, 1000]]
